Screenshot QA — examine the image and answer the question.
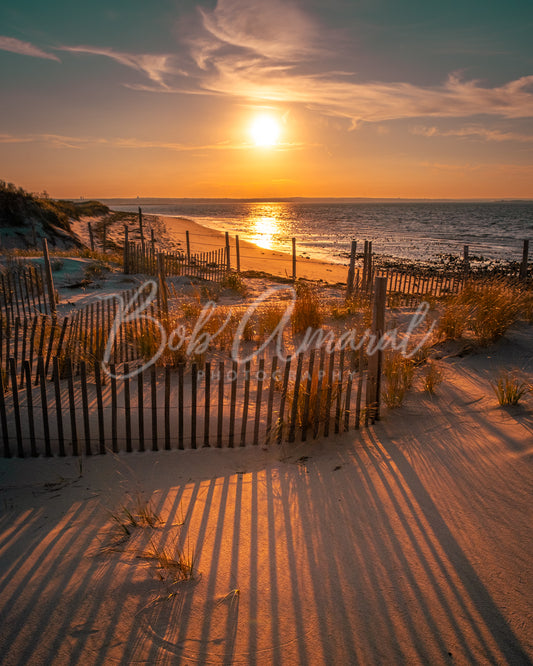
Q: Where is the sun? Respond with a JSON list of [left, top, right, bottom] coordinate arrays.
[[250, 115, 280, 147]]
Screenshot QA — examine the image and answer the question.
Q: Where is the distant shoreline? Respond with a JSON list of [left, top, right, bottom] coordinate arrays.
[[98, 197, 533, 205]]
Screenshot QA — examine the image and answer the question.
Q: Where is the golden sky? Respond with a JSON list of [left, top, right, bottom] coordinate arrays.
[[1, 0, 532, 199]]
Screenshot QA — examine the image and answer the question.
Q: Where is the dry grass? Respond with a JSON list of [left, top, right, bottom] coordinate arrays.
[[291, 281, 323, 335], [140, 537, 197, 582], [438, 279, 522, 344], [109, 495, 163, 539], [382, 351, 415, 408], [285, 370, 339, 429], [491, 372, 530, 406], [421, 362, 443, 394]]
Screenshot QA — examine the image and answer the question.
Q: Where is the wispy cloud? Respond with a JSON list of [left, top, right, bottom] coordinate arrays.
[[411, 125, 533, 142], [21, 0, 533, 125], [0, 132, 306, 151], [0, 36, 60, 61], [197, 0, 322, 61], [57, 46, 175, 87], [186, 0, 533, 123]]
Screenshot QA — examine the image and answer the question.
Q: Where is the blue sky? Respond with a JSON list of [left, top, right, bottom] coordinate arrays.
[[1, 0, 532, 198]]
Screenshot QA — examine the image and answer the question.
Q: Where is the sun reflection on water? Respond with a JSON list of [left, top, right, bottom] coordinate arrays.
[[248, 204, 286, 250]]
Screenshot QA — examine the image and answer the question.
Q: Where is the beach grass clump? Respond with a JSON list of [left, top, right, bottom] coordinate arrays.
[[382, 351, 415, 408], [140, 538, 197, 582], [110, 495, 163, 539], [518, 289, 533, 323], [291, 281, 323, 335], [83, 259, 111, 281], [466, 280, 520, 344], [437, 297, 471, 340], [421, 361, 443, 393], [438, 279, 521, 344], [491, 372, 530, 406]]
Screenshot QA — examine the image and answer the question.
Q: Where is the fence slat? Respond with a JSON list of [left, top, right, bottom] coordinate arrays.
[[80, 361, 91, 456], [53, 357, 65, 456], [204, 362, 211, 447], [228, 361, 238, 448], [0, 366, 10, 458], [138, 369, 145, 452], [38, 356, 52, 457], [124, 364, 132, 453], [67, 357, 78, 457], [253, 358, 265, 446], [301, 350, 315, 442], [165, 365, 171, 450], [24, 360, 37, 457], [151, 366, 158, 451], [277, 356, 292, 445], [240, 360, 251, 447], [288, 353, 303, 443], [191, 363, 197, 449], [9, 358, 23, 457]]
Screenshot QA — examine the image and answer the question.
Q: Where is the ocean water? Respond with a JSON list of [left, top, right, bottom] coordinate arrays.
[[102, 199, 533, 266]]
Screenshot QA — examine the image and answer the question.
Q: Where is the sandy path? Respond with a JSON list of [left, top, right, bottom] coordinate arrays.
[[0, 329, 532, 664]]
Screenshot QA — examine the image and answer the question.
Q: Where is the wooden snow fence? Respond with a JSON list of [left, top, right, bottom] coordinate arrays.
[[125, 241, 228, 283], [346, 238, 531, 306], [0, 262, 51, 324], [0, 276, 387, 457], [0, 347, 380, 457]]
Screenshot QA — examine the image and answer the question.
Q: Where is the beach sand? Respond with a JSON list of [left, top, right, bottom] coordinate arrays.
[[0, 324, 531, 664], [0, 213, 532, 664]]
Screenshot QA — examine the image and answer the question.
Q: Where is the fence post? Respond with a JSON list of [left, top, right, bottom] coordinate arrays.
[[346, 240, 357, 298], [225, 231, 231, 271], [88, 222, 94, 252], [42, 239, 56, 316], [362, 240, 369, 291], [138, 206, 145, 252], [292, 237, 297, 281], [236, 235, 241, 273], [520, 239, 529, 279], [366, 275, 387, 422], [463, 245, 469, 279], [123, 225, 129, 274], [186, 230, 191, 262], [157, 252, 168, 318]]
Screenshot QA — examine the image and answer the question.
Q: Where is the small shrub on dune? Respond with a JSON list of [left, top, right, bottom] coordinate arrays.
[[221, 271, 248, 297], [492, 372, 530, 406]]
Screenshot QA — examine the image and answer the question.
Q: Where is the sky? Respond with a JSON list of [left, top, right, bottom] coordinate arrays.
[[0, 0, 532, 199]]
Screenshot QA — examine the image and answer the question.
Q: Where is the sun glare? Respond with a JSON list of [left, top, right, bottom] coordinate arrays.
[[250, 115, 280, 147]]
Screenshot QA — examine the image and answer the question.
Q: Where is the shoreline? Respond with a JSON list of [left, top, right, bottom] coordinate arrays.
[[159, 214, 351, 284]]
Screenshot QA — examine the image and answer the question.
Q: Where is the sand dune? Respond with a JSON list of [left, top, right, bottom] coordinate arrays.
[[0, 326, 531, 664]]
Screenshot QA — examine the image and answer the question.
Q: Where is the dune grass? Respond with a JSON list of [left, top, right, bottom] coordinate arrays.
[[382, 351, 415, 408], [491, 372, 530, 406], [438, 279, 525, 344], [291, 281, 323, 335]]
